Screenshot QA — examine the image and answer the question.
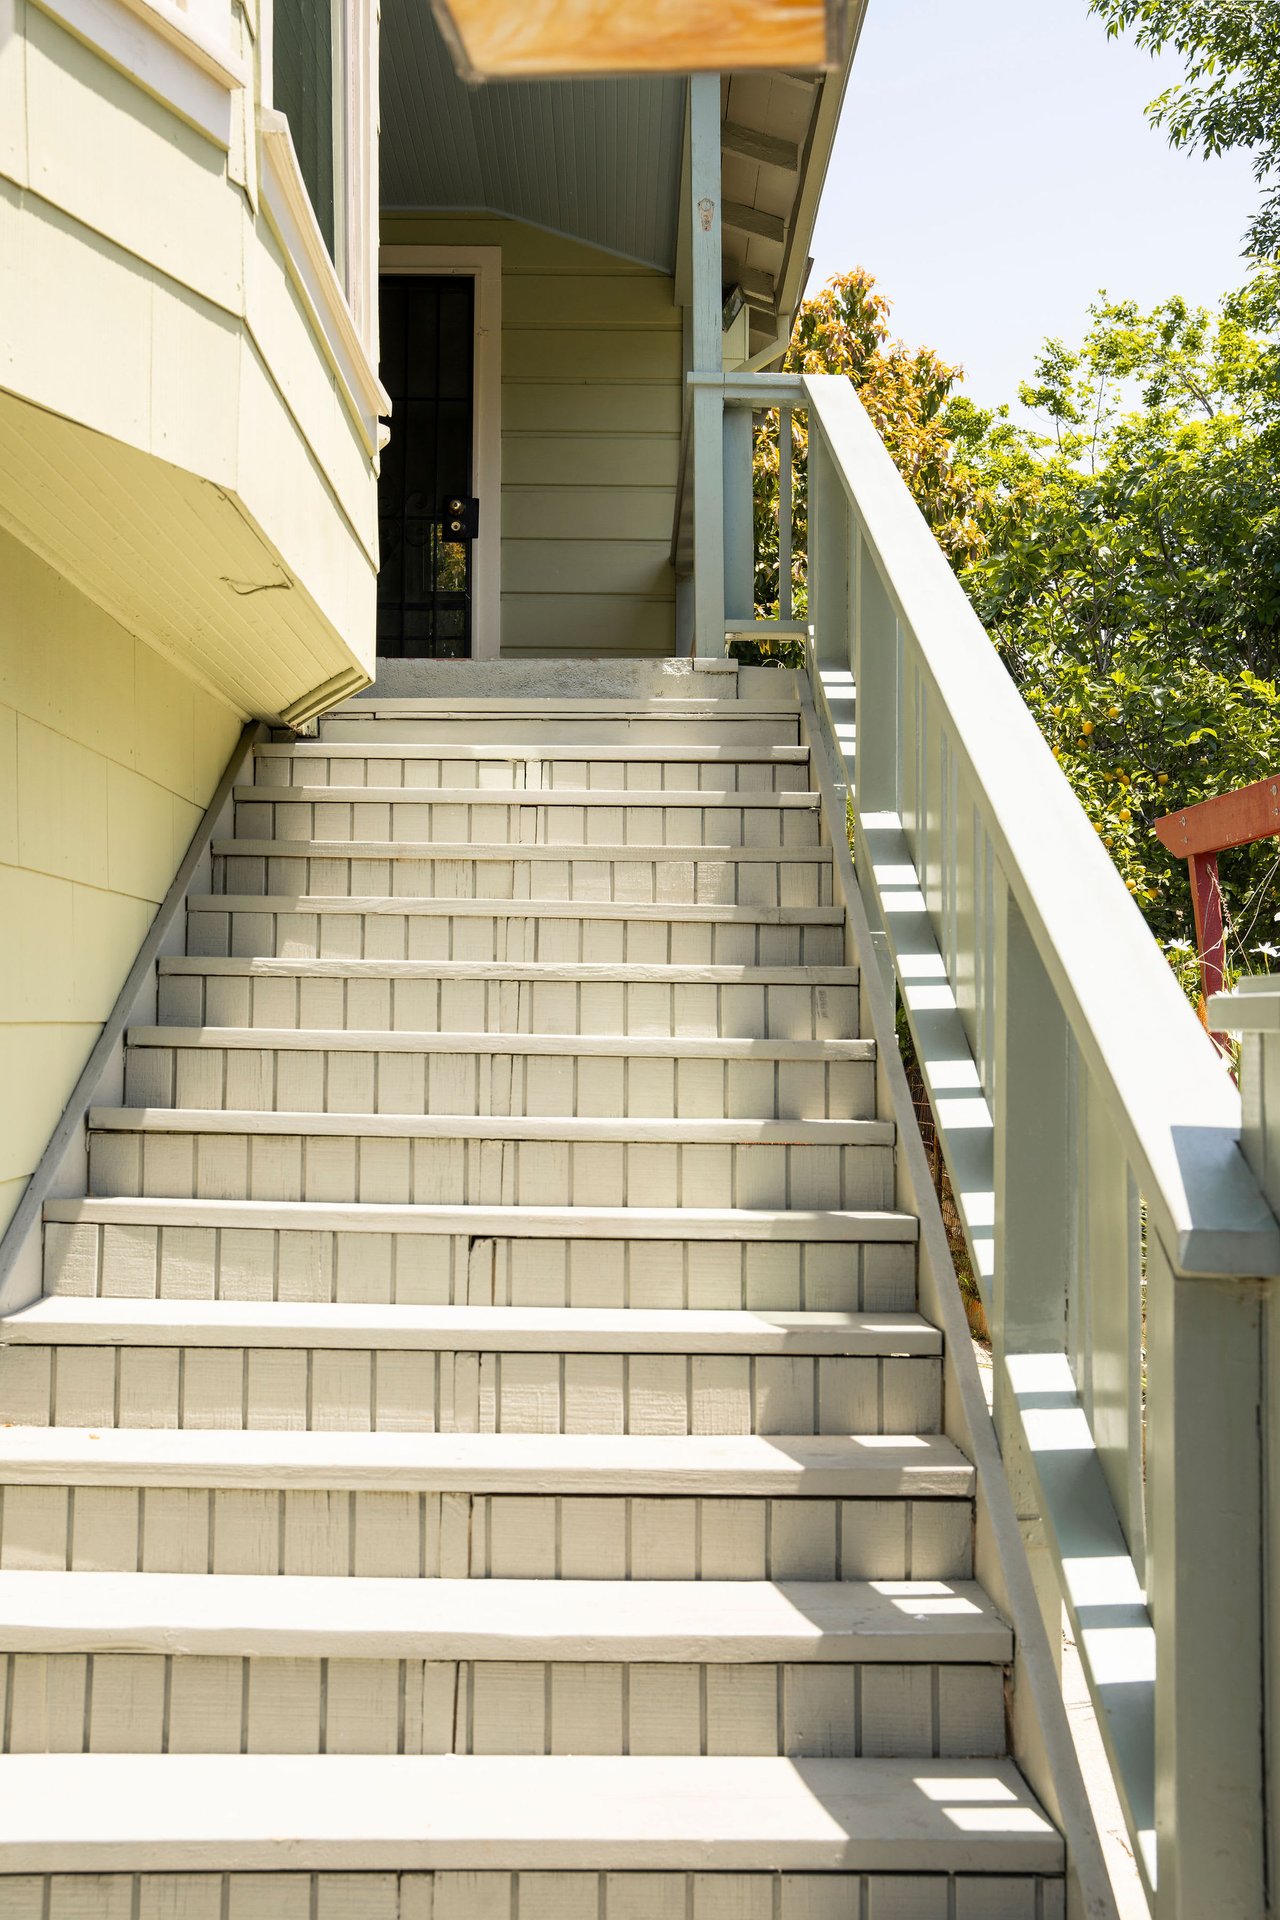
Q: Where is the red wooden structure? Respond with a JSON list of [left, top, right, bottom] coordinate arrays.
[[1154, 773, 1280, 1019]]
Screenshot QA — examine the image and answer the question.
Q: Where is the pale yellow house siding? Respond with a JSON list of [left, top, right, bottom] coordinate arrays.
[[381, 214, 682, 656], [0, 526, 241, 1237]]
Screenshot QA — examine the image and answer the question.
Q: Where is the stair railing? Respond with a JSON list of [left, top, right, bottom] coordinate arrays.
[[690, 367, 1280, 1920]]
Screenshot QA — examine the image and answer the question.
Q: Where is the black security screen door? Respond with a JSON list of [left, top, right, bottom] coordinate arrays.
[[377, 275, 475, 658]]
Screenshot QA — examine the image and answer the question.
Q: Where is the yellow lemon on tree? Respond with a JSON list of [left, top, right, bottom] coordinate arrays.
[[1081, 719, 1095, 736], [1119, 807, 1132, 822]]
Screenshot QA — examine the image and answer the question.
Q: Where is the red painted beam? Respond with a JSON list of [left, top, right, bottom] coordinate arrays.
[[1154, 774, 1280, 859]]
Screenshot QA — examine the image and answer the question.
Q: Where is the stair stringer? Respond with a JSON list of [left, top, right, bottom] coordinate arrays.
[[799, 672, 1119, 1920]]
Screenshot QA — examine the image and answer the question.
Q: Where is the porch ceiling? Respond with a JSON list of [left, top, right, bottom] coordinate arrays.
[[379, 2, 685, 271]]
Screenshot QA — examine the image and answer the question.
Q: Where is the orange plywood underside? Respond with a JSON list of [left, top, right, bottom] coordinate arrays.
[[433, 0, 837, 77]]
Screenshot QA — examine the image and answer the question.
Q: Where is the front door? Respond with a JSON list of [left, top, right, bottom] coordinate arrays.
[[377, 274, 475, 658]]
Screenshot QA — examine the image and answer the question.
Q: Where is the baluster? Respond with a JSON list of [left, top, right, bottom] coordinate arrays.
[[853, 531, 898, 814], [807, 424, 850, 671], [778, 407, 793, 623], [722, 402, 754, 626]]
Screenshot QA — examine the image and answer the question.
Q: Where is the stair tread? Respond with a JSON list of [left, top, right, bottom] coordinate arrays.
[[258, 742, 812, 762], [126, 1027, 870, 1061], [3, 1300, 940, 1355], [0, 1429, 974, 1495], [0, 1571, 1010, 1660], [328, 698, 799, 716], [46, 1198, 918, 1240], [215, 840, 834, 862], [89, 1108, 895, 1143], [235, 785, 822, 808], [0, 1754, 1060, 1873], [159, 957, 858, 982], [191, 895, 845, 923]]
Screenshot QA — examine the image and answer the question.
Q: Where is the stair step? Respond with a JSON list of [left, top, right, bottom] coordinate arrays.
[[0, 1427, 973, 1495], [0, 1303, 941, 1436], [156, 957, 860, 1038], [0, 1753, 1063, 1875], [186, 897, 847, 966], [0, 1573, 1008, 1758], [317, 700, 800, 750], [0, 1435, 972, 1580], [87, 1110, 895, 1209], [211, 843, 835, 910], [45, 1200, 917, 1312], [0, 1570, 1008, 1660], [253, 741, 814, 796], [233, 787, 824, 850], [3, 1300, 938, 1355], [123, 1028, 875, 1120]]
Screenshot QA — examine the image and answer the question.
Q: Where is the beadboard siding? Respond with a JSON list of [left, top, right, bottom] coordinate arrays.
[[0, 527, 242, 1239], [380, 215, 681, 658]]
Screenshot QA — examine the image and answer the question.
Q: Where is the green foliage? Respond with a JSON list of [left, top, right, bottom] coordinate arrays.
[[752, 269, 980, 620], [1088, 0, 1280, 260], [948, 282, 1280, 980]]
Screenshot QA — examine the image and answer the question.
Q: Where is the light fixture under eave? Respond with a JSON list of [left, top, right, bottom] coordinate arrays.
[[430, 0, 848, 81]]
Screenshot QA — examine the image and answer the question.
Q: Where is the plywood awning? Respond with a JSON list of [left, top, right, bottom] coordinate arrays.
[[430, 0, 848, 81]]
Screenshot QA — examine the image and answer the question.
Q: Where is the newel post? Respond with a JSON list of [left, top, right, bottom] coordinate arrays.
[[688, 72, 726, 657]]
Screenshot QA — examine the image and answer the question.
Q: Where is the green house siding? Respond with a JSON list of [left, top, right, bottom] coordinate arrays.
[[380, 214, 682, 657]]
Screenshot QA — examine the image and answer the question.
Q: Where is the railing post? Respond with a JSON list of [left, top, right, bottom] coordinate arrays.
[[851, 526, 898, 813], [991, 882, 1073, 1668], [722, 403, 754, 623], [688, 72, 725, 657], [778, 408, 793, 623], [807, 421, 849, 671]]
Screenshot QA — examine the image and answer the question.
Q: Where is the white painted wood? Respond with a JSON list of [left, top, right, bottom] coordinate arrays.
[[0, 1753, 1062, 1874]]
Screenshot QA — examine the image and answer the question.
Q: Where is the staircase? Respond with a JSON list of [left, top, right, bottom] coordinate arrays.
[[0, 673, 1065, 1917]]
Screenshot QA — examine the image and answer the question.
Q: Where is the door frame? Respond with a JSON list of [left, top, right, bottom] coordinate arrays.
[[378, 245, 502, 660]]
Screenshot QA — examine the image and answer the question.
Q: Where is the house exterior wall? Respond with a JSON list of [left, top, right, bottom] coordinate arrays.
[[0, 526, 242, 1238], [381, 213, 682, 657], [0, 0, 384, 723]]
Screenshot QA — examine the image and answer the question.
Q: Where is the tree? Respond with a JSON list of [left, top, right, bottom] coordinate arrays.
[[1088, 0, 1280, 259], [748, 269, 979, 646], [948, 282, 1280, 982]]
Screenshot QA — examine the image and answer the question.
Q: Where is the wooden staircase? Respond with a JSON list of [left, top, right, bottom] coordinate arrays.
[[0, 678, 1065, 1917]]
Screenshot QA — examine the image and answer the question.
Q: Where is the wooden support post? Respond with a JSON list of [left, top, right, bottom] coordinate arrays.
[[1146, 1234, 1265, 1920], [1189, 850, 1226, 999], [688, 71, 725, 657]]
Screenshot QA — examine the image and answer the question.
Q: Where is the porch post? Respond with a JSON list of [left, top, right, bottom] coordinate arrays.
[[688, 72, 725, 657]]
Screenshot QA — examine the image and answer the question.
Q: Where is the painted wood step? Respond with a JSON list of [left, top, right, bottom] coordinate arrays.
[[253, 741, 813, 794], [2, 1300, 939, 1356], [122, 1029, 876, 1120], [0, 1869, 1066, 1920], [0, 1753, 1063, 1875], [210, 843, 835, 910], [0, 1305, 941, 1437], [186, 898, 847, 966], [318, 709, 800, 750], [86, 1111, 896, 1210], [44, 1202, 917, 1312], [0, 1571, 1010, 1661], [233, 787, 825, 849], [0, 1452, 971, 1583], [0, 1576, 1007, 1764], [156, 958, 860, 1039]]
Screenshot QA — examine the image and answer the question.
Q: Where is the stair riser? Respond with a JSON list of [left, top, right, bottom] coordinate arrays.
[[0, 1349, 940, 1438], [0, 1871, 1064, 1919], [212, 854, 835, 911], [45, 1225, 917, 1314], [88, 1136, 894, 1211], [124, 1048, 875, 1123], [255, 753, 812, 792], [0, 1654, 1003, 1759], [234, 798, 824, 849], [317, 719, 800, 748], [157, 974, 860, 1041], [187, 911, 846, 967], [0, 1488, 974, 1581]]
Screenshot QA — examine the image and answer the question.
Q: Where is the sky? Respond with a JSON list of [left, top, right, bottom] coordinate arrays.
[[809, 0, 1261, 411]]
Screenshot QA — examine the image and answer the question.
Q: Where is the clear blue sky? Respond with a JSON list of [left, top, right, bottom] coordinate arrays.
[[810, 0, 1260, 409]]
